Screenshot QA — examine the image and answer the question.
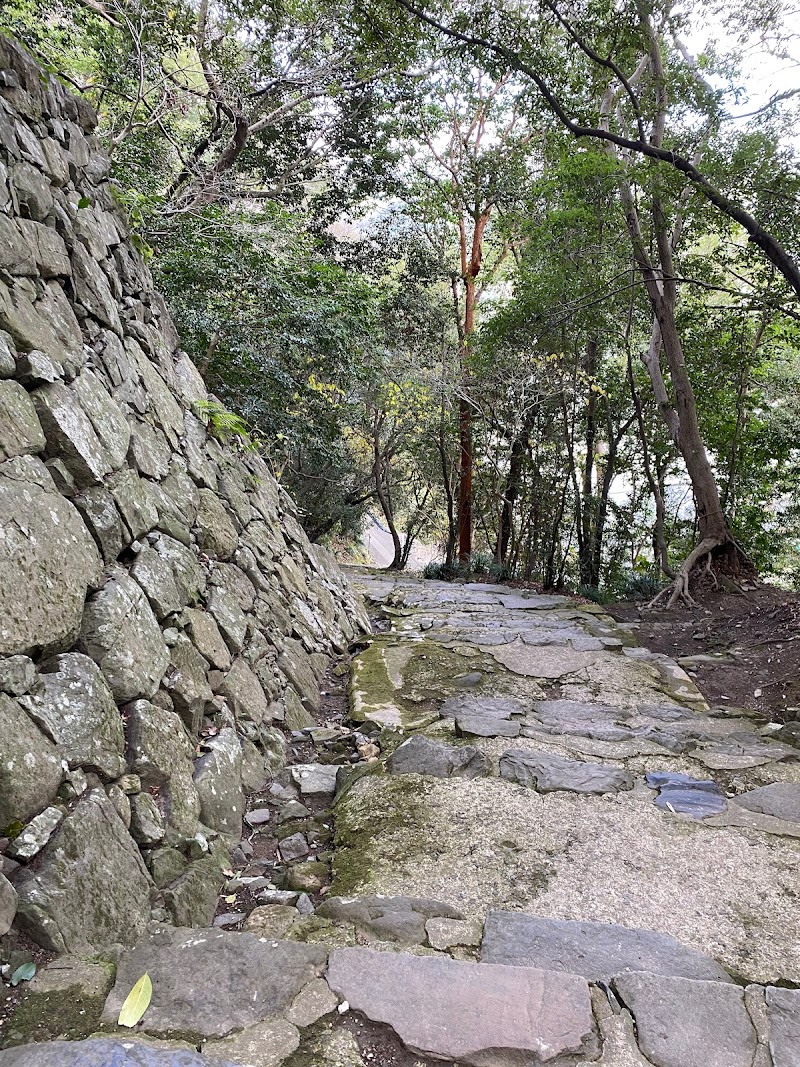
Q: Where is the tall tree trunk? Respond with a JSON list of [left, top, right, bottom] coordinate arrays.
[[458, 394, 473, 564], [497, 411, 534, 565], [722, 314, 768, 515], [596, 30, 739, 604], [589, 408, 635, 587], [627, 338, 674, 579], [579, 337, 599, 585], [439, 335, 456, 567], [372, 414, 402, 570], [455, 212, 491, 565]]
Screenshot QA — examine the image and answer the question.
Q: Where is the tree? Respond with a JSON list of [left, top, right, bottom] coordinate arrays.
[[395, 59, 533, 561], [388, 0, 800, 299], [384, 0, 800, 600]]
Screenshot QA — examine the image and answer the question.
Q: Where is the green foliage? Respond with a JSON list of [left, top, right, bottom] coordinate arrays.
[[193, 400, 257, 450], [576, 585, 614, 604], [4, 0, 799, 582]]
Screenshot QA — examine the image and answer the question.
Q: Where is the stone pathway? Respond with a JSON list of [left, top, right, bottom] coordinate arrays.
[[3, 573, 800, 1066]]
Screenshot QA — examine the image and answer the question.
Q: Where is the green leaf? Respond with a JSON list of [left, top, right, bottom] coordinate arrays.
[[117, 973, 152, 1027], [77, 196, 92, 209], [10, 963, 36, 986]]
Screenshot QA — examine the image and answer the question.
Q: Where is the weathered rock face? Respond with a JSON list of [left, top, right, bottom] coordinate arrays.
[[12, 790, 154, 953], [0, 34, 368, 952]]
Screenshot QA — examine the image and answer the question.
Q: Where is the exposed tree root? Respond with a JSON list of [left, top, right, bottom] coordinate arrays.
[[647, 535, 742, 610]]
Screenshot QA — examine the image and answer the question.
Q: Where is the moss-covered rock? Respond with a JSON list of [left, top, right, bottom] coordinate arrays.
[[331, 775, 430, 897], [1, 987, 107, 1049]]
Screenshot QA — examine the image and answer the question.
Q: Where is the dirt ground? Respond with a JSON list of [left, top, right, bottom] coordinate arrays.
[[607, 583, 800, 724]]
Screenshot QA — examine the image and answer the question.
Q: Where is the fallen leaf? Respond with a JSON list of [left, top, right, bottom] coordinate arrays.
[[225, 894, 237, 904], [10, 963, 36, 986], [118, 973, 152, 1027]]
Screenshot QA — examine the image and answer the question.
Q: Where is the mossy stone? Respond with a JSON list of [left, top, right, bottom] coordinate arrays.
[[1, 988, 107, 1049], [286, 861, 329, 893]]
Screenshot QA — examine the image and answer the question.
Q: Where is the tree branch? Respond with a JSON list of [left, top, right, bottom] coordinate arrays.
[[391, 0, 800, 300]]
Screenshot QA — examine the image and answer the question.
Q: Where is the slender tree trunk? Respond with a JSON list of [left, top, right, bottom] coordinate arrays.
[[372, 415, 402, 570], [438, 412, 457, 568], [454, 211, 491, 565], [589, 409, 635, 587], [497, 412, 534, 565], [627, 338, 674, 579], [457, 271, 477, 565], [722, 314, 768, 515], [579, 337, 599, 585], [458, 393, 473, 565]]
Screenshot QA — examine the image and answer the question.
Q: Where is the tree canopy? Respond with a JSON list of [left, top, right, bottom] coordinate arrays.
[[4, 0, 798, 598]]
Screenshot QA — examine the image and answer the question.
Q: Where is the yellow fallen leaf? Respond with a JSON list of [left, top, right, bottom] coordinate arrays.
[[225, 894, 237, 904], [117, 973, 152, 1027]]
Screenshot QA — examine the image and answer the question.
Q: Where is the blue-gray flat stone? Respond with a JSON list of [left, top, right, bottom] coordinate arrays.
[[499, 749, 633, 794], [646, 771, 727, 818], [481, 912, 732, 983], [655, 788, 727, 817], [0, 1039, 235, 1066], [645, 772, 722, 793]]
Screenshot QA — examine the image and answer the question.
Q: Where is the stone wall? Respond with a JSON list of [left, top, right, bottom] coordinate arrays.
[[0, 34, 369, 955]]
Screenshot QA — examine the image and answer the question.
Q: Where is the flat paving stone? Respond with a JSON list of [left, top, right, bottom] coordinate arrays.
[[499, 749, 634, 794], [646, 771, 727, 818], [654, 788, 728, 817], [455, 712, 520, 737], [388, 736, 490, 779], [735, 782, 800, 824], [327, 946, 597, 1066], [483, 640, 601, 678], [317, 894, 463, 945], [612, 972, 757, 1067], [481, 912, 732, 983], [766, 987, 800, 1067], [443, 695, 527, 738], [498, 594, 569, 609], [202, 1017, 300, 1066], [0, 1039, 235, 1066], [102, 926, 327, 1037], [692, 739, 799, 770]]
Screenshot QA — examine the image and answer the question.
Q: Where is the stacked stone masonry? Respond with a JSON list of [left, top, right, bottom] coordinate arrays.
[[0, 34, 369, 953]]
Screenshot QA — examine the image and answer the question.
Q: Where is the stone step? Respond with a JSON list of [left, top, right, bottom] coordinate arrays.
[[101, 926, 328, 1040], [5, 916, 800, 1067], [481, 910, 733, 983], [326, 945, 598, 1065], [611, 972, 800, 1067], [0, 1039, 232, 1066]]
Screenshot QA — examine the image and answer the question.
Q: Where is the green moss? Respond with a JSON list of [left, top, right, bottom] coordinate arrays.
[[332, 759, 384, 800], [330, 775, 430, 896], [286, 916, 358, 946], [286, 861, 329, 892], [1, 988, 106, 1049], [281, 1018, 340, 1067], [350, 637, 521, 732], [278, 816, 332, 840]]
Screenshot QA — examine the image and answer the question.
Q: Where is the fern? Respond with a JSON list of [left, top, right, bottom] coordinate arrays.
[[194, 400, 258, 451]]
